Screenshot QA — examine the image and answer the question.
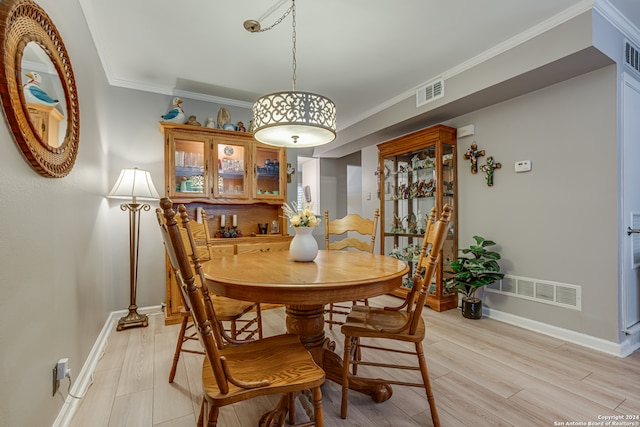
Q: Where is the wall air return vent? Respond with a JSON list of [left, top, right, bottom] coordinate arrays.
[[625, 40, 640, 75], [416, 79, 444, 107], [486, 274, 581, 311]]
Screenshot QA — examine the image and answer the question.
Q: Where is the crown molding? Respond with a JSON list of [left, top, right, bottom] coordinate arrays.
[[594, 0, 640, 47]]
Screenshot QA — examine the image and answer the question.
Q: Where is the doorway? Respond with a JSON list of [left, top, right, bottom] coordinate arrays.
[[621, 72, 640, 335]]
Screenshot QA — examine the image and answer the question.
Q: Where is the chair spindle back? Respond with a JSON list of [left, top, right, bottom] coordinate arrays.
[[407, 205, 452, 335], [160, 198, 230, 394]]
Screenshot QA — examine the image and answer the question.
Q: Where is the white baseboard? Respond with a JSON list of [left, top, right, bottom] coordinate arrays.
[[483, 306, 640, 357], [52, 305, 162, 427]]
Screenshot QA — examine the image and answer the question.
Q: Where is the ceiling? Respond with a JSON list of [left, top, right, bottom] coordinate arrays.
[[79, 0, 639, 142]]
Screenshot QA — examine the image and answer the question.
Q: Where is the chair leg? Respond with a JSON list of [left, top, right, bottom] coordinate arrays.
[[169, 314, 189, 383], [208, 405, 219, 427], [328, 303, 334, 330], [416, 342, 440, 427], [197, 398, 205, 427], [312, 386, 324, 426], [230, 319, 237, 340], [352, 337, 360, 376], [256, 303, 263, 339], [288, 392, 296, 425], [340, 334, 352, 419]]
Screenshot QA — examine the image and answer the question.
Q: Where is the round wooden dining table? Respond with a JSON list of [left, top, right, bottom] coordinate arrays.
[[202, 249, 409, 403]]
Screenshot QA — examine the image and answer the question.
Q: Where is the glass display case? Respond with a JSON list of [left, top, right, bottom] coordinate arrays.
[[378, 124, 458, 311], [215, 141, 248, 199], [161, 123, 285, 204]]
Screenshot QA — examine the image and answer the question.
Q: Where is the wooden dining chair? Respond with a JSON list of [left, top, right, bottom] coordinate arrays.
[[156, 208, 262, 383], [339, 205, 452, 427], [159, 198, 325, 426], [323, 209, 379, 329], [179, 208, 263, 342]]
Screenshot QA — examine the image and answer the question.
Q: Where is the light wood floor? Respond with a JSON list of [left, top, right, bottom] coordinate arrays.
[[69, 295, 640, 426]]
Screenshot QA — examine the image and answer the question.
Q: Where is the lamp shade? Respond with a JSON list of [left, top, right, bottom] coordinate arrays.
[[108, 168, 160, 201], [253, 91, 336, 148]]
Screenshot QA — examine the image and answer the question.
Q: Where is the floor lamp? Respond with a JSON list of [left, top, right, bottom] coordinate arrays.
[[108, 168, 160, 331]]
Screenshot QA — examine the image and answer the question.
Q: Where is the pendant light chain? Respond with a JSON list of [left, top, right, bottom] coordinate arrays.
[[255, 3, 293, 32]]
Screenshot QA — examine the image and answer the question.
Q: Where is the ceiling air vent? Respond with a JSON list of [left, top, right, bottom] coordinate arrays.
[[624, 40, 640, 75], [416, 79, 444, 107]]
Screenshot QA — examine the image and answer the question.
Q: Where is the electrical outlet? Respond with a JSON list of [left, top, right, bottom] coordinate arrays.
[[52, 358, 70, 396]]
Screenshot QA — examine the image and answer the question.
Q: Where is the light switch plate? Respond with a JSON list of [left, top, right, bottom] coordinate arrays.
[[515, 160, 532, 173]]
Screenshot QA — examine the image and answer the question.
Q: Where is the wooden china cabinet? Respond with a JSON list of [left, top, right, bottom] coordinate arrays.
[[160, 122, 292, 324], [378, 124, 458, 311]]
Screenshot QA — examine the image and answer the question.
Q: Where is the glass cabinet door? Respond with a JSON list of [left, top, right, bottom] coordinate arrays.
[[383, 147, 438, 287], [173, 138, 207, 197], [215, 142, 247, 198], [254, 145, 283, 199]]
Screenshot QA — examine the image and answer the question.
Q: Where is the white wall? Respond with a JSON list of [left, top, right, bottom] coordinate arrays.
[[362, 145, 381, 253], [0, 0, 112, 425]]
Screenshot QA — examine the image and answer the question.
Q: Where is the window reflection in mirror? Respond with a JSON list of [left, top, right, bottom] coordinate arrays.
[[21, 42, 67, 148]]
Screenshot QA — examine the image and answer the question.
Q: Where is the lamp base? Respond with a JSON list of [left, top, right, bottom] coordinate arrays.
[[117, 306, 149, 331]]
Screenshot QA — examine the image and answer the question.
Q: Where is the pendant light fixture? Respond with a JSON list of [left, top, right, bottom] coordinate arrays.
[[246, 0, 336, 148]]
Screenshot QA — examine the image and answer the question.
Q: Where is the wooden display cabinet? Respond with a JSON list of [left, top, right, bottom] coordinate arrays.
[[27, 103, 63, 147], [378, 124, 458, 311], [161, 123, 292, 324]]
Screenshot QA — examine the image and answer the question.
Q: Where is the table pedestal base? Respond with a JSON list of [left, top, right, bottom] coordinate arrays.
[[286, 305, 393, 403]]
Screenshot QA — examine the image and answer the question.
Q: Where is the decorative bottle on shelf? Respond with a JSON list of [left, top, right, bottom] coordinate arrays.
[[289, 227, 318, 262]]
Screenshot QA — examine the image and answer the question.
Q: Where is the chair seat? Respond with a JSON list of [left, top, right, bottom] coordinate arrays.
[[341, 306, 426, 343], [210, 295, 255, 319], [202, 334, 325, 405]]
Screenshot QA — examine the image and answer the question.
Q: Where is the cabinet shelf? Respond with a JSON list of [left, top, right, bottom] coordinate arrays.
[[219, 171, 244, 178], [378, 124, 458, 312], [256, 172, 280, 178], [175, 166, 204, 176]]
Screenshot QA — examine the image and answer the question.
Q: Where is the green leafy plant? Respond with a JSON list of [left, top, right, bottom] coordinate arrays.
[[445, 235, 504, 300]]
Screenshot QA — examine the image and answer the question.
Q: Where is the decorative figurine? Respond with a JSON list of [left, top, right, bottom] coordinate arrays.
[[185, 115, 201, 126], [286, 163, 295, 183], [249, 119, 256, 133], [464, 142, 485, 174], [411, 154, 420, 170], [480, 156, 502, 186], [160, 97, 185, 124], [22, 72, 58, 106], [217, 107, 231, 128], [205, 117, 216, 128], [237, 121, 246, 132]]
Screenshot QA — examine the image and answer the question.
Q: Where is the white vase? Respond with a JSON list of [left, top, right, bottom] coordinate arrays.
[[289, 227, 318, 262]]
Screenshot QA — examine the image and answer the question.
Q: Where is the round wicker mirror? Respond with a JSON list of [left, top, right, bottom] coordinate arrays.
[[0, 0, 80, 177]]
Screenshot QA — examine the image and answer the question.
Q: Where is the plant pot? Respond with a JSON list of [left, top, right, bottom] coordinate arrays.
[[461, 297, 483, 319]]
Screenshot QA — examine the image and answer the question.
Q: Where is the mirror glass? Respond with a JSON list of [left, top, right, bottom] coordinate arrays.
[[21, 42, 68, 148]]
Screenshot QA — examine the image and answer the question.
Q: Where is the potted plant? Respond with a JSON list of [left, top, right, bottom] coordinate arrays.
[[445, 235, 504, 319]]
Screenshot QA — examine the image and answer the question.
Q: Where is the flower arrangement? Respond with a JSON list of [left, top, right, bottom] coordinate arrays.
[[282, 201, 320, 228]]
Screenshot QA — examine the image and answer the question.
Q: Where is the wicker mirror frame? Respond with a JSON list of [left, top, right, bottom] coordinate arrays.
[[0, 0, 79, 177]]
